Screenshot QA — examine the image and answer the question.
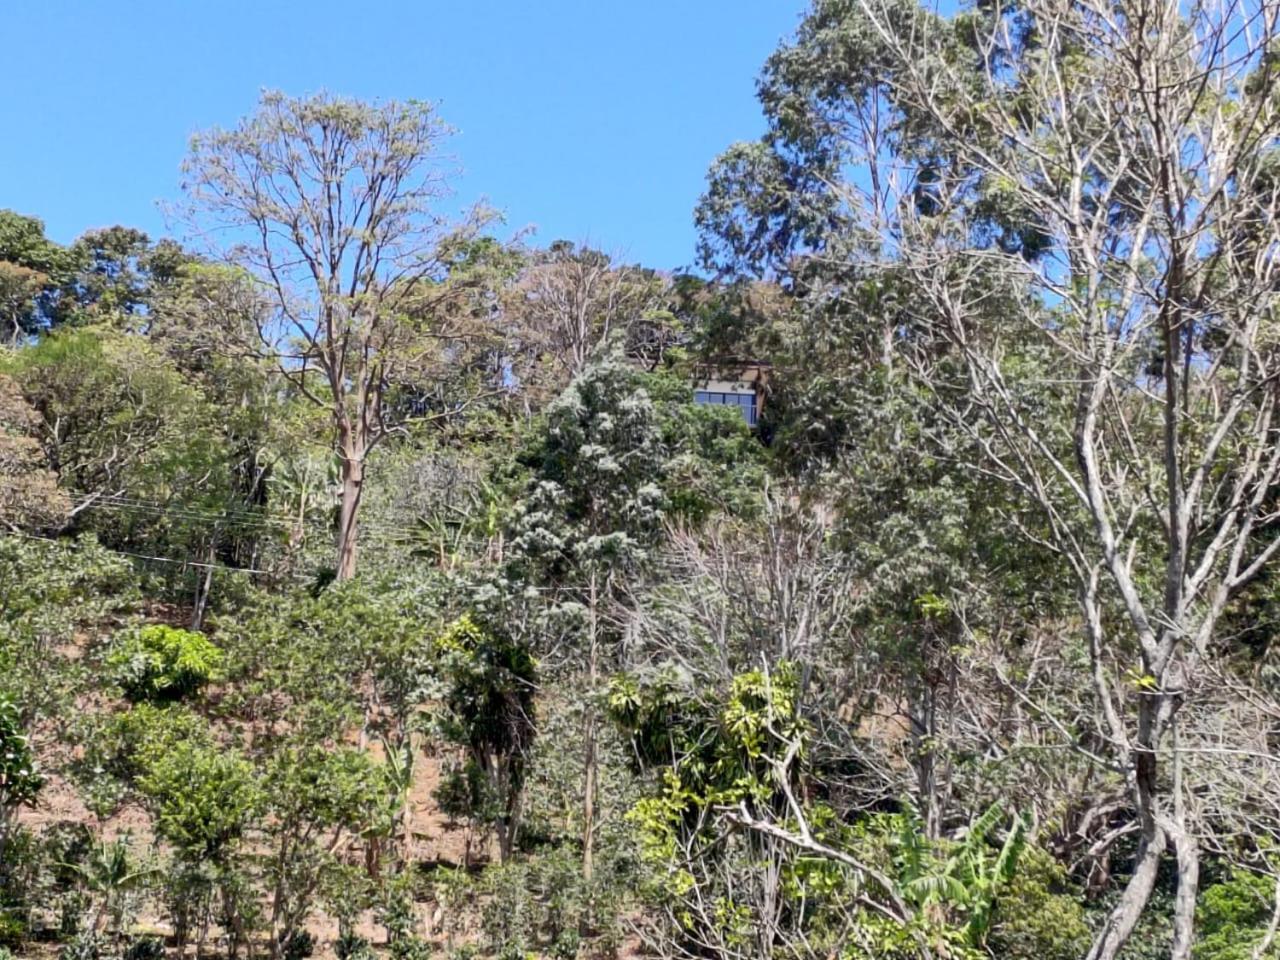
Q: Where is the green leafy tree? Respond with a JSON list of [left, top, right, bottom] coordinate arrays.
[[261, 743, 392, 957], [0, 370, 69, 531], [181, 90, 504, 580], [507, 345, 672, 883], [136, 737, 261, 958], [107, 625, 224, 701], [0, 211, 72, 340], [429, 614, 536, 862], [0, 695, 43, 868]]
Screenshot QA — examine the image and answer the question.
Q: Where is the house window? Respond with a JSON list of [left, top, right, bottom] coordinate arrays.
[[694, 389, 757, 426]]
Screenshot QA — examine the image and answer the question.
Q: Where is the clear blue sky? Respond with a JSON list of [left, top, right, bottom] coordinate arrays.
[[1, 1, 803, 272]]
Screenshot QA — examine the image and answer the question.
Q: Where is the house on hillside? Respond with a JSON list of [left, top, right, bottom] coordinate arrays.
[[691, 360, 768, 428]]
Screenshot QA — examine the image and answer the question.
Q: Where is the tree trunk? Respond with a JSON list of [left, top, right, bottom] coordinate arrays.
[[335, 427, 364, 581], [1085, 824, 1165, 960], [191, 535, 216, 630], [1086, 693, 1167, 960], [582, 570, 600, 886], [1169, 720, 1199, 960]]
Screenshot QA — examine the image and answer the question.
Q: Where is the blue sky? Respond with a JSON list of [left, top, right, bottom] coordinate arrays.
[[1, 1, 803, 272]]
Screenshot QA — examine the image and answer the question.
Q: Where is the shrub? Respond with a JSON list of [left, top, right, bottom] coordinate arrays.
[[58, 931, 102, 960], [0, 694, 44, 820], [1195, 867, 1280, 960], [0, 913, 26, 950], [335, 931, 374, 960], [279, 929, 315, 960], [86, 702, 211, 783], [108, 625, 224, 701], [122, 936, 165, 960], [137, 740, 260, 860], [987, 846, 1091, 960], [0, 694, 43, 880], [74, 703, 213, 819]]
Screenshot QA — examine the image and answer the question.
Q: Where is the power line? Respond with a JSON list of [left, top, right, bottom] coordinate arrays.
[[12, 531, 283, 577], [71, 493, 499, 545]]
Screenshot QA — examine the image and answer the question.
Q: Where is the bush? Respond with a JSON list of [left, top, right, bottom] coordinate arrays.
[[122, 936, 165, 960], [0, 913, 26, 950], [0, 693, 44, 820], [74, 703, 213, 819], [987, 846, 1091, 960], [85, 702, 211, 783], [108, 625, 224, 701], [1195, 867, 1280, 960], [279, 929, 315, 960], [335, 931, 374, 960], [137, 740, 260, 860], [58, 931, 102, 960]]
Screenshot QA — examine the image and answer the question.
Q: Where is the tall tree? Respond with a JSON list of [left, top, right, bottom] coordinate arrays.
[[0, 211, 71, 341], [181, 91, 496, 580], [506, 242, 666, 403], [699, 0, 1280, 957]]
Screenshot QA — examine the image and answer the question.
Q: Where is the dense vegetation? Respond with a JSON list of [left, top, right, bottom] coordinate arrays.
[[5, 0, 1280, 958]]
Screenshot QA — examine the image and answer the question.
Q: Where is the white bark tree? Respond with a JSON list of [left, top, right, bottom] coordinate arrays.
[[840, 0, 1280, 955], [182, 90, 496, 580]]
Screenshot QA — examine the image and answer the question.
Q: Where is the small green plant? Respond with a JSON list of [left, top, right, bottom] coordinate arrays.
[[279, 928, 315, 960], [122, 936, 165, 960], [57, 835, 157, 936], [58, 931, 102, 960], [376, 868, 433, 960], [0, 913, 26, 950], [335, 930, 374, 960], [0, 694, 44, 864], [108, 624, 224, 701]]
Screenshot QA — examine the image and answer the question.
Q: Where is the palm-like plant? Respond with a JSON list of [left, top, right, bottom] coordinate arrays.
[[59, 835, 158, 936], [894, 802, 1027, 946]]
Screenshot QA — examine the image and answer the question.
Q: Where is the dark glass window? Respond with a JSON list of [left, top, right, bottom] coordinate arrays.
[[693, 390, 757, 426]]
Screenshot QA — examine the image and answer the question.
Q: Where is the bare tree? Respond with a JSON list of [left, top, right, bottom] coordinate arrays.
[[181, 90, 497, 579], [507, 242, 665, 401], [0, 372, 69, 531], [828, 0, 1280, 955]]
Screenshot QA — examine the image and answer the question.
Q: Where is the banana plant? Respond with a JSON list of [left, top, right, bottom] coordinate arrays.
[[894, 801, 1028, 946], [59, 835, 158, 936]]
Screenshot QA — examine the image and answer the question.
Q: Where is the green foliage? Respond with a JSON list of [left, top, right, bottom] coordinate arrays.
[[279, 929, 315, 960], [121, 935, 165, 960], [612, 661, 806, 811], [137, 739, 261, 861], [3, 329, 217, 505], [73, 701, 211, 818], [430, 614, 536, 853], [57, 835, 156, 936], [987, 846, 1092, 960], [510, 345, 666, 578], [0, 535, 136, 721], [215, 576, 441, 744], [0, 210, 73, 337], [10, 39, 1280, 960], [892, 801, 1028, 945], [107, 624, 224, 701], [58, 931, 103, 960], [1195, 868, 1280, 960], [0, 694, 43, 818]]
